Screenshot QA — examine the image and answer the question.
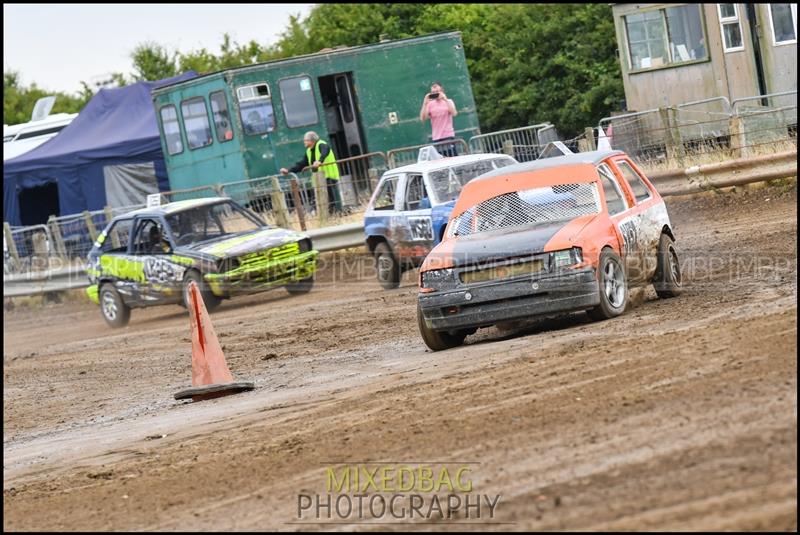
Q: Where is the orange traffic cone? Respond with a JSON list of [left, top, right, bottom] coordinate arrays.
[[174, 281, 254, 402]]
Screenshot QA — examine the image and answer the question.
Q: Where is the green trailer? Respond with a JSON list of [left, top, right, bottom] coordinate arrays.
[[151, 31, 481, 203]]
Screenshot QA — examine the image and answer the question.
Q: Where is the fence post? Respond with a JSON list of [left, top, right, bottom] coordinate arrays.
[[578, 128, 595, 152], [83, 210, 99, 242], [103, 206, 120, 249], [4, 222, 19, 265], [290, 177, 307, 231], [48, 215, 67, 259], [368, 168, 379, 193], [661, 107, 685, 167], [502, 139, 515, 157], [312, 171, 329, 226], [729, 115, 746, 159], [269, 176, 290, 229]]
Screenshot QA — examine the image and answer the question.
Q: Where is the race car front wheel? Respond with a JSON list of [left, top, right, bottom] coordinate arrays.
[[183, 270, 221, 312], [653, 233, 682, 298], [99, 283, 130, 328], [417, 302, 467, 351], [588, 248, 628, 321], [286, 276, 314, 295], [375, 242, 400, 290]]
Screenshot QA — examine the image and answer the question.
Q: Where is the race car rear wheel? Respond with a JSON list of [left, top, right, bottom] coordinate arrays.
[[375, 242, 400, 290], [99, 283, 130, 328], [588, 248, 628, 321], [417, 302, 468, 351], [286, 276, 314, 295], [653, 233, 682, 298], [183, 270, 221, 312]]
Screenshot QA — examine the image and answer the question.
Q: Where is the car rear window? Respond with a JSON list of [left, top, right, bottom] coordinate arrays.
[[447, 183, 600, 238], [428, 160, 498, 204]]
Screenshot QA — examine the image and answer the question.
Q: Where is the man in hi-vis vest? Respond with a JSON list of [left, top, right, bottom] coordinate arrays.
[[280, 131, 343, 214]]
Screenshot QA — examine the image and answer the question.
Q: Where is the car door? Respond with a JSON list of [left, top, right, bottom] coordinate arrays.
[[364, 173, 402, 250], [609, 156, 669, 281], [129, 216, 182, 304], [395, 172, 435, 263], [596, 162, 643, 281]]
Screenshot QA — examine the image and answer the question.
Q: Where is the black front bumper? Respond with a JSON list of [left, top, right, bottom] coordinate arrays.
[[419, 267, 600, 331]]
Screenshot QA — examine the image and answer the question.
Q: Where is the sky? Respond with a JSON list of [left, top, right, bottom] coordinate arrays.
[[3, 3, 315, 95]]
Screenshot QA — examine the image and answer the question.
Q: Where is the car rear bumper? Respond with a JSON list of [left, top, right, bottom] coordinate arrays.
[[206, 250, 318, 296], [418, 267, 599, 331]]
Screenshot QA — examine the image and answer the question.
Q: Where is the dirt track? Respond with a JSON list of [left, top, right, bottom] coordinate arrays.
[[3, 182, 797, 531]]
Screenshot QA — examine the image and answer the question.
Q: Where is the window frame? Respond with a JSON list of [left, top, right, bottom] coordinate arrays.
[[278, 75, 320, 129], [404, 173, 428, 211], [767, 3, 798, 46], [718, 4, 745, 52], [209, 90, 234, 144], [101, 218, 134, 254], [371, 175, 400, 212], [179, 96, 214, 151], [613, 159, 654, 205], [623, 4, 710, 73], [235, 82, 276, 136], [130, 217, 173, 255], [597, 163, 631, 216], [158, 104, 184, 156]]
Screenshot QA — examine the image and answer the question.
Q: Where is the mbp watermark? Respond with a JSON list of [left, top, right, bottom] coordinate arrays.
[[293, 462, 506, 525]]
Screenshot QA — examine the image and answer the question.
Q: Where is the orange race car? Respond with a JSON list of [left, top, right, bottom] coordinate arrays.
[[417, 149, 682, 351]]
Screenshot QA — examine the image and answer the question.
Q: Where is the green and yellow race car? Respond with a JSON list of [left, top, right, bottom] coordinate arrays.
[[86, 197, 318, 327]]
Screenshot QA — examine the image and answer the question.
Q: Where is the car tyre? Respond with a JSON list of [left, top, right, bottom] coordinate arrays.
[[417, 302, 468, 351], [99, 283, 130, 328], [653, 233, 682, 298], [183, 270, 221, 312], [375, 242, 400, 290], [588, 247, 628, 321], [286, 276, 314, 295]]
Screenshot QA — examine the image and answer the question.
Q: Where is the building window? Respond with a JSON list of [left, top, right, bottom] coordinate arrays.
[[279, 76, 319, 128], [236, 83, 275, 135], [209, 91, 234, 143], [624, 5, 708, 70], [180, 97, 213, 150], [718, 4, 744, 52], [769, 4, 797, 45], [159, 105, 183, 156]]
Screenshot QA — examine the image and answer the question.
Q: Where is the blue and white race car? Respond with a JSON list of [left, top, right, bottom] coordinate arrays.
[[364, 151, 517, 288]]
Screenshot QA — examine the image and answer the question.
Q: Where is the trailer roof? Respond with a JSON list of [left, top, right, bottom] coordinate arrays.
[[152, 31, 463, 95]]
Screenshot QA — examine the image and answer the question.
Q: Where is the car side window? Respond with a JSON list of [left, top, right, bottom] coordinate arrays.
[[100, 219, 133, 253], [372, 176, 399, 211], [597, 164, 629, 216], [405, 174, 428, 211], [615, 161, 653, 203], [132, 219, 172, 254]]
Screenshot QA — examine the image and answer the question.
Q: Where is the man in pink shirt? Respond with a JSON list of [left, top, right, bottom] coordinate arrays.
[[419, 82, 459, 156]]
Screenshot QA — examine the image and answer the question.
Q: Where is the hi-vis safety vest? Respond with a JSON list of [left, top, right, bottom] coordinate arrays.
[[306, 140, 340, 181]]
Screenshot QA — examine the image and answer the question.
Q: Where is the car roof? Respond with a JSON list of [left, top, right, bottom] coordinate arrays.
[[473, 150, 624, 182], [385, 153, 516, 175], [116, 197, 231, 220]]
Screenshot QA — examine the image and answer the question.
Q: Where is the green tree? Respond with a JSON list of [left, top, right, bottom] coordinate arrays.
[[130, 42, 178, 81], [4, 70, 91, 125]]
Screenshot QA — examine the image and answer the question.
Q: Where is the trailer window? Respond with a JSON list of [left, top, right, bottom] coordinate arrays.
[[237, 83, 275, 135], [180, 97, 213, 150], [209, 91, 234, 143], [159, 105, 183, 155], [279, 76, 319, 128]]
